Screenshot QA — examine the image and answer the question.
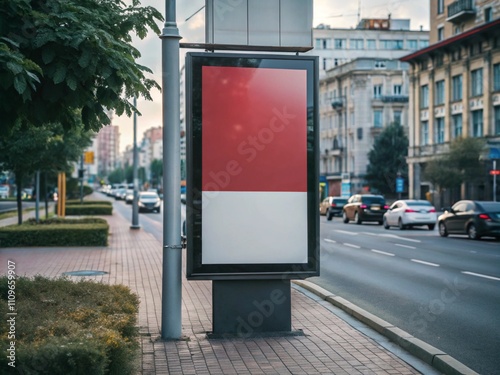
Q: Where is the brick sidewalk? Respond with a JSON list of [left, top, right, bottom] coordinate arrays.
[[0, 209, 427, 374]]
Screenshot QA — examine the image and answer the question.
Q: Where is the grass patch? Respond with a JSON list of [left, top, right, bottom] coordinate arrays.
[[0, 218, 109, 247], [0, 276, 139, 374]]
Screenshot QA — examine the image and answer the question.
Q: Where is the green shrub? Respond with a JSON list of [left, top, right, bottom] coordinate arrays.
[[65, 204, 113, 216], [0, 276, 139, 375], [0, 218, 109, 247], [66, 200, 113, 206]]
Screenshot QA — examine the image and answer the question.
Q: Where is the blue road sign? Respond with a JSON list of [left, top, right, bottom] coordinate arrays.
[[396, 177, 404, 193]]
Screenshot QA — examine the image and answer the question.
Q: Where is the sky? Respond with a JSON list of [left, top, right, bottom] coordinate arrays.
[[115, 0, 430, 152]]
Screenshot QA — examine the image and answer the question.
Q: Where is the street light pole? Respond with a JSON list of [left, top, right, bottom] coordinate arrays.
[[131, 96, 141, 229], [494, 160, 497, 202], [161, 0, 182, 339]]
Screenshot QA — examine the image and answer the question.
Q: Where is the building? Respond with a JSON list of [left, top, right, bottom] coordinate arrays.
[[313, 18, 429, 198], [96, 121, 120, 179], [401, 0, 500, 204]]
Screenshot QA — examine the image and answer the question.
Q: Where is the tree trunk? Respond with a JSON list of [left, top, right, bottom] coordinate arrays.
[[15, 171, 23, 225]]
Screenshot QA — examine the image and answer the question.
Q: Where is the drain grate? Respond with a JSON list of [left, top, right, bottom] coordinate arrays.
[[63, 270, 109, 276]]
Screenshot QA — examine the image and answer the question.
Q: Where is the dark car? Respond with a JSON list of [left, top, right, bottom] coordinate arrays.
[[342, 194, 388, 225], [438, 200, 500, 240], [138, 191, 161, 213], [320, 196, 348, 220]]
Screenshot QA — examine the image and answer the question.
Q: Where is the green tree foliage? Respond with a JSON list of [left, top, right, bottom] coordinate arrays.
[[0, 0, 162, 136], [0, 122, 93, 223], [108, 168, 125, 185], [423, 137, 486, 191], [365, 123, 409, 195], [150, 158, 162, 187]]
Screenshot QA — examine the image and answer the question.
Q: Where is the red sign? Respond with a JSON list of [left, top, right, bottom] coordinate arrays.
[[490, 170, 500, 175]]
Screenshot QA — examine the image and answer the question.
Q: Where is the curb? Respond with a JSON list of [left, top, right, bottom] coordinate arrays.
[[293, 280, 479, 375]]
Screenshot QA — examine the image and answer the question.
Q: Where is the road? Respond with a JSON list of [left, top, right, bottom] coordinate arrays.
[[314, 216, 500, 375], [111, 196, 499, 374]]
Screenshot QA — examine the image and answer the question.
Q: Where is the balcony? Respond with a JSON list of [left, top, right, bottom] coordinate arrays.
[[447, 0, 475, 23], [380, 95, 409, 103], [331, 97, 344, 111]]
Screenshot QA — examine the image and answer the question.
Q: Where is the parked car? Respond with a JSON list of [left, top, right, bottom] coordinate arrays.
[[383, 199, 437, 230], [437, 200, 500, 240], [320, 196, 348, 220], [125, 189, 134, 204], [0, 185, 9, 199], [138, 191, 161, 213], [342, 194, 388, 225]]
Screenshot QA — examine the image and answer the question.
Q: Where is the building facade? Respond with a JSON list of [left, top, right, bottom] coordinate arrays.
[[96, 123, 120, 178], [312, 18, 429, 198], [402, 0, 500, 204]]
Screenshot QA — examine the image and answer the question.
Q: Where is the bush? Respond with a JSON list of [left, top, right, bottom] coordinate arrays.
[[65, 204, 113, 216], [66, 200, 113, 206], [0, 218, 109, 247], [0, 276, 139, 374]]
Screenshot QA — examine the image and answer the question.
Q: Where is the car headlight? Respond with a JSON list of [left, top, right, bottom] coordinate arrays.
[[138, 202, 145, 207], [154, 200, 161, 207]]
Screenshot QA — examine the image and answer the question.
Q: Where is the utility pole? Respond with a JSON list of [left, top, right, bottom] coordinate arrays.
[[131, 96, 141, 229], [161, 0, 182, 339]]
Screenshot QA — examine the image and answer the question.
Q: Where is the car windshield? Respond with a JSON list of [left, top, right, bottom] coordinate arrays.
[[333, 198, 347, 203], [407, 201, 432, 206], [140, 193, 158, 199], [362, 197, 384, 204], [477, 202, 500, 211]]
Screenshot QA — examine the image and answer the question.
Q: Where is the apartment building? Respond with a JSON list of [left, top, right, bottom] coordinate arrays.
[[313, 18, 429, 197], [401, 0, 500, 203]]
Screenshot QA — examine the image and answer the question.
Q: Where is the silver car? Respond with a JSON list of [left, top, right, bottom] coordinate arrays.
[[383, 199, 437, 230]]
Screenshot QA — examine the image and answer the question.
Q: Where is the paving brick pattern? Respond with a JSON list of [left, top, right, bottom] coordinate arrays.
[[0, 207, 421, 375]]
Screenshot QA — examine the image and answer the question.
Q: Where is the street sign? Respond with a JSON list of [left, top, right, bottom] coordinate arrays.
[[396, 177, 404, 193], [84, 151, 94, 164]]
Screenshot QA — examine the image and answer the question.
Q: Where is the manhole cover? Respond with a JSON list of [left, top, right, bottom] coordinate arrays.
[[63, 270, 109, 276]]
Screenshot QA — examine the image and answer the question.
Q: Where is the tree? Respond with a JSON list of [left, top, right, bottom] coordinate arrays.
[[0, 0, 162, 136], [365, 123, 409, 196], [108, 168, 125, 185], [150, 159, 163, 188], [0, 121, 93, 223]]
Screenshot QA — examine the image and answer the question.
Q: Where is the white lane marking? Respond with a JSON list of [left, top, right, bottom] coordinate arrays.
[[343, 243, 361, 249], [323, 238, 336, 244], [378, 234, 421, 243], [371, 249, 395, 257], [335, 230, 358, 235], [462, 271, 500, 281], [395, 243, 416, 249], [411, 259, 440, 267]]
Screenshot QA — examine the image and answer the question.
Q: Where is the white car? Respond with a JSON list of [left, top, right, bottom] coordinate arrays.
[[383, 199, 437, 230], [0, 185, 9, 199]]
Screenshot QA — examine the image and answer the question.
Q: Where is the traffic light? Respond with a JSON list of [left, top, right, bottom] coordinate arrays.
[[78, 169, 85, 179]]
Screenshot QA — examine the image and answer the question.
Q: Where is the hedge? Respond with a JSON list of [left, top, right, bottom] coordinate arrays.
[[0, 276, 139, 374], [65, 204, 113, 216], [0, 218, 109, 247], [66, 200, 113, 206]]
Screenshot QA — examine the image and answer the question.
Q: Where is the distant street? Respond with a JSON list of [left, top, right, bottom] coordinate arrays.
[[112, 198, 499, 374]]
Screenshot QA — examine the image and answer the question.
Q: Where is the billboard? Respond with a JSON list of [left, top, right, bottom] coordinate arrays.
[[186, 52, 319, 279]]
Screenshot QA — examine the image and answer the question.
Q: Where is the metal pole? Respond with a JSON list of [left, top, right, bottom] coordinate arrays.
[[494, 160, 497, 202], [131, 96, 141, 229], [80, 154, 84, 204], [161, 0, 182, 339]]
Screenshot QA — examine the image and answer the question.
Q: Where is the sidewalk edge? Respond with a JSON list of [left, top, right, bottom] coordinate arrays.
[[293, 279, 479, 375]]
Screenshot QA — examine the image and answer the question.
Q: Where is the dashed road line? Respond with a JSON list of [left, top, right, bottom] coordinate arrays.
[[395, 243, 417, 249], [343, 243, 361, 249], [324, 238, 336, 244], [335, 230, 358, 235], [462, 271, 500, 281], [371, 249, 395, 257], [378, 234, 421, 243], [411, 259, 440, 267]]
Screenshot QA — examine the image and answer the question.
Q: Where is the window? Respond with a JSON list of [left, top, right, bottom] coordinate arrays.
[[471, 68, 483, 96], [315, 38, 329, 49], [452, 114, 462, 139], [485, 7, 493, 22], [437, 27, 444, 41], [495, 107, 500, 135], [394, 110, 402, 125], [374, 110, 383, 128], [435, 80, 445, 105], [380, 39, 404, 49], [375, 60, 386, 69], [438, 0, 444, 14], [334, 38, 346, 49], [421, 121, 429, 145], [350, 39, 364, 49], [393, 84, 402, 95], [452, 75, 462, 101], [420, 85, 429, 108], [435, 118, 445, 144], [373, 84, 383, 98], [419, 40, 429, 48], [494, 64, 500, 91], [453, 25, 463, 35], [367, 39, 376, 49], [406, 40, 418, 49], [471, 110, 483, 137]]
